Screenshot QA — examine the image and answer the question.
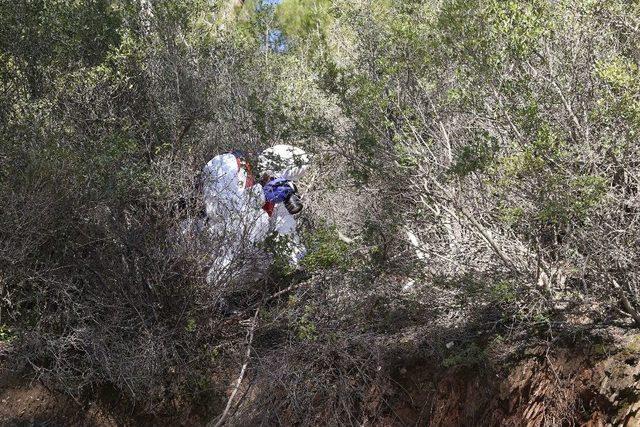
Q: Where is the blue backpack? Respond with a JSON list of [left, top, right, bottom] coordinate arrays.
[[263, 178, 297, 203]]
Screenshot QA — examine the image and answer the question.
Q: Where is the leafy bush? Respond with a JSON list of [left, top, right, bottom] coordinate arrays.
[[301, 225, 351, 271]]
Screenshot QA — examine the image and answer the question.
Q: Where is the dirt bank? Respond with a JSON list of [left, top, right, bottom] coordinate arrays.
[[385, 329, 640, 426], [2, 330, 640, 426]]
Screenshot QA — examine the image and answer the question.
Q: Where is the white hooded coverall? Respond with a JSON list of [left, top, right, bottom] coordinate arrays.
[[202, 145, 309, 284]]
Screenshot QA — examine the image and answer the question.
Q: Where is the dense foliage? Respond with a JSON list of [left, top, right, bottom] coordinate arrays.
[[1, 0, 640, 424]]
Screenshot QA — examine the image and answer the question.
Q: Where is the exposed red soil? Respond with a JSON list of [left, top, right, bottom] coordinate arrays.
[[385, 337, 640, 426]]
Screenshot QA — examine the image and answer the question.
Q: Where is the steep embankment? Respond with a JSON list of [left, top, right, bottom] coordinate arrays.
[[2, 330, 640, 426], [386, 329, 640, 426]]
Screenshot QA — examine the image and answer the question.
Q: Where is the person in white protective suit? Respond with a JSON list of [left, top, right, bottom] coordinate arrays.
[[201, 145, 310, 285]]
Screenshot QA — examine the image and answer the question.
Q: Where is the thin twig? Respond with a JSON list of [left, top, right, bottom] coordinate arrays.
[[208, 306, 260, 427]]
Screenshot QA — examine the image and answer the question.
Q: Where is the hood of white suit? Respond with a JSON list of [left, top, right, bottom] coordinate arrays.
[[257, 144, 310, 181]]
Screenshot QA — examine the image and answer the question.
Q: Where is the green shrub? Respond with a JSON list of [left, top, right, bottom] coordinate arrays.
[[0, 325, 14, 342], [442, 342, 486, 368], [300, 226, 350, 271]]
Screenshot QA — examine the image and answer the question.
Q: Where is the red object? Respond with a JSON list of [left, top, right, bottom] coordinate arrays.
[[234, 155, 255, 188], [232, 153, 274, 217], [262, 201, 275, 217]]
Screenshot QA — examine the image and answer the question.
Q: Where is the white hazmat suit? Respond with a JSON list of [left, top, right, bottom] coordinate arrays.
[[202, 145, 310, 284]]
